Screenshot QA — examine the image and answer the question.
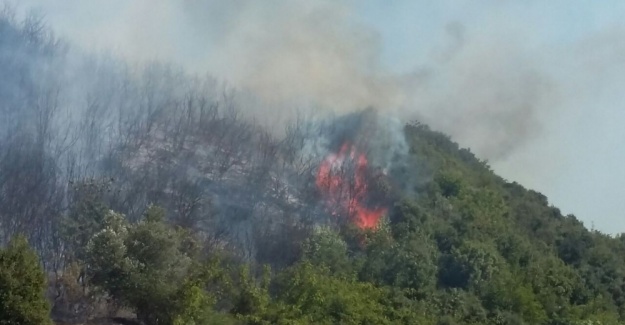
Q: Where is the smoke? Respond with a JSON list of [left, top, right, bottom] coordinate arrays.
[[25, 1, 625, 166], [17, 0, 569, 163], [16, 0, 402, 118], [195, 1, 407, 116], [3, 1, 625, 235], [412, 23, 558, 160]]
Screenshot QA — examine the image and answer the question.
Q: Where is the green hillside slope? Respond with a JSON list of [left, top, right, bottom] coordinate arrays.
[[2, 9, 625, 325], [55, 122, 625, 325]]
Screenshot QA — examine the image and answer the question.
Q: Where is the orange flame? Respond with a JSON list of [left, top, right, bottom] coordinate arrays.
[[315, 142, 386, 229]]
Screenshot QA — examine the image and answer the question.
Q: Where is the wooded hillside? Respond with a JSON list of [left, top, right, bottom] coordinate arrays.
[[1, 9, 624, 325]]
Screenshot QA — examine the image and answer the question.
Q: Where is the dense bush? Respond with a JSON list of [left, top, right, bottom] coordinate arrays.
[[0, 236, 53, 325]]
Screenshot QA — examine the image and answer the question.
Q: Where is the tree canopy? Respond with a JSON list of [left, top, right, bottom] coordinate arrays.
[[0, 236, 52, 325], [1, 9, 625, 325]]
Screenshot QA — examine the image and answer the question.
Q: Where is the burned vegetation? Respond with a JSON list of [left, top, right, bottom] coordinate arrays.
[[4, 8, 625, 325]]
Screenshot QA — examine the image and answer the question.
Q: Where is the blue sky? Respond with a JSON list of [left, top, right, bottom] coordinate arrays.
[[18, 0, 625, 233]]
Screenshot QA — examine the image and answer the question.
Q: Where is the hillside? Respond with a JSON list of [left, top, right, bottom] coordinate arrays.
[[2, 8, 625, 325]]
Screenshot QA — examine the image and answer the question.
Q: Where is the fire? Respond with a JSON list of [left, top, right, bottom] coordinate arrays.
[[315, 142, 386, 229]]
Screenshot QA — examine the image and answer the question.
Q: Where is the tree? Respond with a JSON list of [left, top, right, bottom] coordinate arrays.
[[63, 178, 113, 262], [439, 241, 502, 290], [85, 205, 196, 325], [173, 279, 237, 325], [264, 262, 392, 325], [301, 225, 351, 275], [0, 235, 53, 325], [360, 226, 438, 297]]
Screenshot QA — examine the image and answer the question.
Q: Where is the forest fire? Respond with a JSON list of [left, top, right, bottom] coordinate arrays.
[[315, 142, 387, 229]]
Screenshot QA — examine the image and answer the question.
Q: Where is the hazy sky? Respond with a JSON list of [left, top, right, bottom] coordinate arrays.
[[16, 0, 625, 233], [356, 1, 625, 234]]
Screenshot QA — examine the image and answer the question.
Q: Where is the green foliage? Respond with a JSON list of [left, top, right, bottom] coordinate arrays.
[[264, 262, 392, 325], [434, 289, 488, 325], [84, 209, 131, 300], [439, 240, 502, 290], [302, 226, 351, 275], [63, 178, 113, 261], [435, 172, 465, 198], [232, 265, 270, 318], [62, 122, 625, 325], [85, 206, 195, 325], [360, 227, 438, 296], [482, 269, 548, 324], [0, 236, 52, 325], [399, 122, 625, 324], [28, 120, 625, 324], [173, 280, 238, 325], [4, 7, 625, 323]]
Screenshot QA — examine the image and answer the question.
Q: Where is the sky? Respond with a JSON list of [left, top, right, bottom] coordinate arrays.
[[356, 1, 625, 233], [14, 0, 625, 233]]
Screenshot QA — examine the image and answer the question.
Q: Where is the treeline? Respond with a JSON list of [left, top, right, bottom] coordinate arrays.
[[3, 7, 625, 325], [7, 122, 625, 325]]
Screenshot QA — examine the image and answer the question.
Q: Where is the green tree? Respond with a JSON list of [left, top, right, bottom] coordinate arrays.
[[85, 205, 196, 325], [360, 228, 438, 296], [0, 235, 52, 325], [63, 178, 112, 261], [231, 265, 271, 322], [481, 270, 547, 324], [439, 241, 501, 290], [301, 226, 351, 276], [173, 280, 238, 325], [265, 262, 392, 325]]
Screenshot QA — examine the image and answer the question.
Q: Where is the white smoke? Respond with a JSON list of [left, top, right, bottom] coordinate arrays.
[[9, 0, 625, 233]]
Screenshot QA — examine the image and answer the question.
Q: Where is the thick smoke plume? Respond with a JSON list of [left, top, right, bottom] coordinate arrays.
[[412, 24, 558, 160], [16, 0, 561, 161], [1, 0, 573, 252], [7, 0, 623, 253], [0, 3, 420, 263]]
